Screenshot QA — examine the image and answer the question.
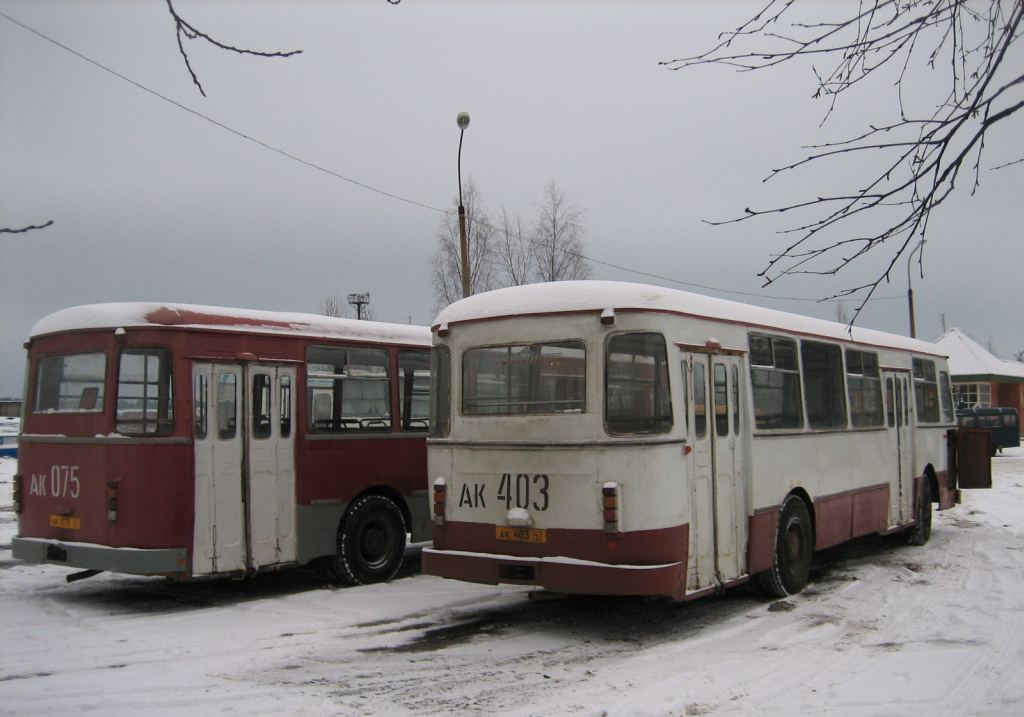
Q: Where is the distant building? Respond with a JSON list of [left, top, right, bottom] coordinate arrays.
[[0, 400, 21, 418], [935, 328, 1024, 424]]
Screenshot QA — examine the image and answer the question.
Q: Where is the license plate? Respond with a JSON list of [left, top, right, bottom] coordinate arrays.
[[496, 526, 546, 543], [49, 515, 81, 530]]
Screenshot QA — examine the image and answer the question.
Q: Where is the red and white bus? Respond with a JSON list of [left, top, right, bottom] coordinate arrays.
[[12, 303, 433, 584], [423, 281, 991, 601]]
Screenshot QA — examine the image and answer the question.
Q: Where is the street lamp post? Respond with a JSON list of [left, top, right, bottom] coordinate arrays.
[[456, 112, 471, 299], [906, 239, 925, 339]]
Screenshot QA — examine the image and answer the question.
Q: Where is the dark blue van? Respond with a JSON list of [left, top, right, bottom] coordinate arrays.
[[956, 407, 1021, 454]]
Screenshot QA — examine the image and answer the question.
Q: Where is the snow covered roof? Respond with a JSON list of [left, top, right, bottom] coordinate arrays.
[[29, 303, 431, 347], [435, 281, 946, 356], [935, 328, 1024, 383]]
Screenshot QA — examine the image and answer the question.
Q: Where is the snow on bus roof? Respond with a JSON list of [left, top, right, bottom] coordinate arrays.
[[29, 303, 431, 346], [434, 281, 946, 356]]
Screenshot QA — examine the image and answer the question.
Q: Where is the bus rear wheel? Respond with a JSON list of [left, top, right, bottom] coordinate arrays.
[[330, 494, 407, 586], [755, 495, 813, 598]]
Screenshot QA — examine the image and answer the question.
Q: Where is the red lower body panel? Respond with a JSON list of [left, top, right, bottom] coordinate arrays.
[[425, 522, 689, 600]]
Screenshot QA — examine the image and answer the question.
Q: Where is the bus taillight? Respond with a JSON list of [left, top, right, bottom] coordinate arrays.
[[433, 478, 446, 527], [603, 482, 619, 534], [12, 474, 23, 514], [107, 480, 120, 522]]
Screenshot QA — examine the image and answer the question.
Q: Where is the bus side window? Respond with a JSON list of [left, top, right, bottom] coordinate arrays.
[[217, 373, 237, 440], [732, 364, 740, 436], [912, 358, 940, 422], [939, 371, 954, 422], [605, 333, 672, 435], [801, 341, 847, 429], [679, 360, 689, 435], [252, 373, 272, 440], [398, 349, 431, 431], [694, 362, 707, 439], [306, 345, 391, 432], [886, 378, 895, 427], [895, 380, 905, 427], [714, 363, 729, 436], [279, 375, 292, 438], [194, 373, 208, 440], [116, 347, 174, 435], [748, 334, 803, 430], [429, 346, 451, 438]]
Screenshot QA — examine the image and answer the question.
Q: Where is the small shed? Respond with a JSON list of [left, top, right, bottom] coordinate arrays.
[[935, 328, 1024, 424]]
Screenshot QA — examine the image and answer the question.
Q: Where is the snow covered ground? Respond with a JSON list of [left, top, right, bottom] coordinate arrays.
[[2, 451, 1022, 716]]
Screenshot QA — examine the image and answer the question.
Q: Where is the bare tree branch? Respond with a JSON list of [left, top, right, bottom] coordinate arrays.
[[0, 220, 54, 234], [664, 0, 1023, 326], [165, 0, 302, 97]]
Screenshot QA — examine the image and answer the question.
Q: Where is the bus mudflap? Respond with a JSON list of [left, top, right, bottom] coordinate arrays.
[[949, 428, 992, 491]]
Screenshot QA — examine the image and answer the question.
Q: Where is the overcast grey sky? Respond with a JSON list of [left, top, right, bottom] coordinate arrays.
[[2, 0, 1022, 398]]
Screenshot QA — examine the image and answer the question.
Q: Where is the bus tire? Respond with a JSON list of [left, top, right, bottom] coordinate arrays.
[[897, 478, 933, 546], [330, 494, 407, 586], [756, 495, 813, 598]]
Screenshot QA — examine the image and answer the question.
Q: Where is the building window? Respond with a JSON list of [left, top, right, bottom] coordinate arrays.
[[952, 383, 991, 409]]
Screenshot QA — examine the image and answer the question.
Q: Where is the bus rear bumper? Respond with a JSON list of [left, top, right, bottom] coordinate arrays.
[[422, 547, 686, 600], [12, 537, 188, 577]]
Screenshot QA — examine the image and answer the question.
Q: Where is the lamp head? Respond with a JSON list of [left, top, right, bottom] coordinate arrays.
[[456, 112, 470, 131]]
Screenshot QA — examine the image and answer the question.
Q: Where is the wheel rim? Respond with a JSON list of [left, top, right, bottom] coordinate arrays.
[[359, 518, 396, 570], [785, 520, 805, 565]]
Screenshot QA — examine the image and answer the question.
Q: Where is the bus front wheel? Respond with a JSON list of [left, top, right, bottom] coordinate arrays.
[[330, 494, 407, 586], [756, 495, 813, 598]]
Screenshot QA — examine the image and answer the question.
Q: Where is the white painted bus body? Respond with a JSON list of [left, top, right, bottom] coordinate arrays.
[[423, 281, 959, 601]]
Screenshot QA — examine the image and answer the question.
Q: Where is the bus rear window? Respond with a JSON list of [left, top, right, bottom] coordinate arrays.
[[34, 352, 107, 413], [463, 341, 586, 415], [116, 347, 174, 435]]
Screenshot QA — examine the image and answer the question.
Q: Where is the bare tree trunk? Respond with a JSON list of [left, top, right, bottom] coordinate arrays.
[[532, 180, 592, 282]]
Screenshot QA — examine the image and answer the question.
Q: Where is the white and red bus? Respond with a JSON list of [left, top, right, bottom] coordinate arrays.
[[423, 281, 991, 601], [12, 303, 433, 584]]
